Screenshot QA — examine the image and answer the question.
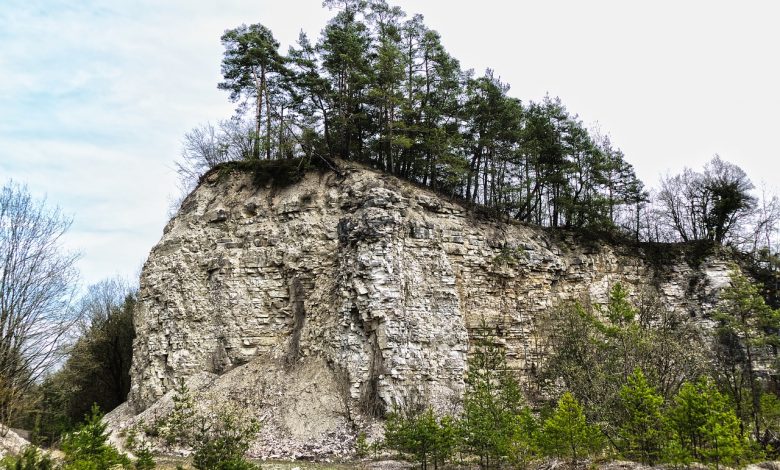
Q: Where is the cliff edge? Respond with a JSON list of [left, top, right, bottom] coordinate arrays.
[[121, 161, 733, 458]]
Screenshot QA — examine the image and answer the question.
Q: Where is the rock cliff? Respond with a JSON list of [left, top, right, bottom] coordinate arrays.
[[124, 161, 733, 457]]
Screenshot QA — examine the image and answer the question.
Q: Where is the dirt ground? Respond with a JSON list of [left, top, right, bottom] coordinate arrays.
[[152, 457, 419, 470]]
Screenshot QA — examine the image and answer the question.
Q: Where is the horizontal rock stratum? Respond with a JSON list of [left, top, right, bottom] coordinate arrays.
[[123, 161, 733, 457]]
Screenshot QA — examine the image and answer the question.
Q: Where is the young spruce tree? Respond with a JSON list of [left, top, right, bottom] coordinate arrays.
[[540, 392, 603, 465], [384, 407, 457, 470], [461, 327, 533, 469], [666, 378, 744, 467], [617, 368, 666, 465]]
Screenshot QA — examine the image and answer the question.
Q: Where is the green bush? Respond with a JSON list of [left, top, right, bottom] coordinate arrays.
[[192, 409, 261, 470], [539, 392, 603, 465], [384, 407, 457, 470], [0, 446, 55, 470], [60, 403, 131, 470]]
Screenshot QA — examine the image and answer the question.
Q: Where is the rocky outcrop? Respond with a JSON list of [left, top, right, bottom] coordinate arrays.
[[126, 162, 733, 457], [0, 427, 31, 458]]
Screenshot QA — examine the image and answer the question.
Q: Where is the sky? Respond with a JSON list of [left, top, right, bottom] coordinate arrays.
[[1, 0, 779, 287]]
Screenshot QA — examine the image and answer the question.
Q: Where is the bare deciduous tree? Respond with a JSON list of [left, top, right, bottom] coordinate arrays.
[[174, 118, 256, 197], [657, 155, 755, 245], [736, 184, 780, 256], [74, 277, 133, 332], [0, 181, 79, 429], [657, 168, 710, 242]]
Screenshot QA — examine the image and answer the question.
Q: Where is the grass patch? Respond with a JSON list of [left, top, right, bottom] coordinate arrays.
[[202, 157, 331, 189]]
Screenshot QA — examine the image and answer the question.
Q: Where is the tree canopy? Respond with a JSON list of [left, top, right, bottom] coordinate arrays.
[[657, 155, 756, 244], [170, 1, 657, 235]]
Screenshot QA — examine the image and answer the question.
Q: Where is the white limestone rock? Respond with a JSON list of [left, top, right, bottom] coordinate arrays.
[[124, 162, 739, 458]]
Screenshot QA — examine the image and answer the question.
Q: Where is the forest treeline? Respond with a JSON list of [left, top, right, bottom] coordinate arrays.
[[177, 0, 780, 257]]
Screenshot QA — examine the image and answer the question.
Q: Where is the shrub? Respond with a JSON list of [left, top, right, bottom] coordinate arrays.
[[0, 446, 55, 470], [60, 403, 131, 469], [384, 407, 457, 470], [192, 409, 261, 470]]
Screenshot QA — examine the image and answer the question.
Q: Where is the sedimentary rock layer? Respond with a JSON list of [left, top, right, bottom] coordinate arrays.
[[127, 162, 732, 455]]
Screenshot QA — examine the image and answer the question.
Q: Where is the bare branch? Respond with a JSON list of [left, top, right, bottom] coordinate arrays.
[[0, 181, 79, 426]]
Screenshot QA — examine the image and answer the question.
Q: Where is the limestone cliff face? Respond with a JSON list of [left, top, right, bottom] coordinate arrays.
[[128, 162, 732, 455]]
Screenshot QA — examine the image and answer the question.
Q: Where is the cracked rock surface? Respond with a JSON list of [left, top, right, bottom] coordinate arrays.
[[123, 163, 734, 457]]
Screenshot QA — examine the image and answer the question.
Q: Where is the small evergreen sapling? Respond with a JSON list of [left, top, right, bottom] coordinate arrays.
[[617, 368, 666, 465], [192, 408, 261, 470], [60, 403, 131, 469], [0, 446, 55, 470], [355, 432, 370, 458], [540, 392, 603, 465], [384, 407, 456, 470], [460, 328, 532, 469], [124, 425, 156, 470], [133, 447, 156, 470], [666, 378, 744, 467], [159, 378, 196, 447]]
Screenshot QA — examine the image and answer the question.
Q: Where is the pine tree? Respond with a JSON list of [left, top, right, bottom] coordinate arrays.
[[219, 23, 287, 160], [713, 269, 780, 440], [617, 368, 666, 464], [318, 3, 373, 160], [667, 378, 744, 467], [539, 392, 603, 465], [460, 329, 532, 469]]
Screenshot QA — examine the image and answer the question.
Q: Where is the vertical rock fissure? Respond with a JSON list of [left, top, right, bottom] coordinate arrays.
[[207, 257, 229, 375], [285, 277, 306, 367], [362, 324, 386, 418]]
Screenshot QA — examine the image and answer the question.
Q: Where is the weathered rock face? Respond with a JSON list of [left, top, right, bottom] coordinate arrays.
[[128, 162, 732, 456]]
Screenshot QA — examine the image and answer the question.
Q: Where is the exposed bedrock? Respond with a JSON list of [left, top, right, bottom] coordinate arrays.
[[125, 162, 733, 456]]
